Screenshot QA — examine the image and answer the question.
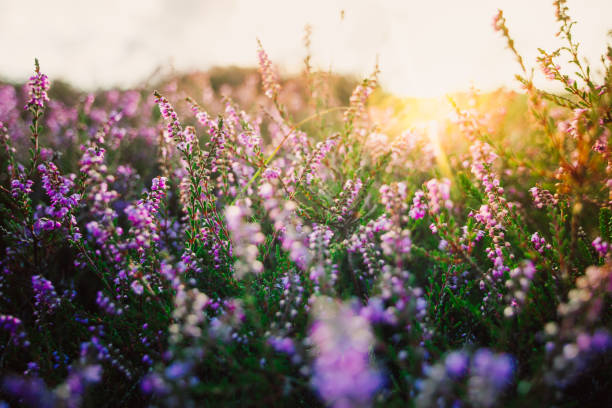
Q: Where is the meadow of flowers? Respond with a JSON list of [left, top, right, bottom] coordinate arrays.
[[1, 2, 611, 407]]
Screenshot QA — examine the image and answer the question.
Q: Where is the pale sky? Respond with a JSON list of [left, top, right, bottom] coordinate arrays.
[[0, 0, 610, 97]]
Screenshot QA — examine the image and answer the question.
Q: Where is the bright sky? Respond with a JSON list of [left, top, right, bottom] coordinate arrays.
[[0, 0, 610, 97]]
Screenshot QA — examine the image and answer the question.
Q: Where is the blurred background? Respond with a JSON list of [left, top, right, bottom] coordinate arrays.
[[0, 0, 610, 96]]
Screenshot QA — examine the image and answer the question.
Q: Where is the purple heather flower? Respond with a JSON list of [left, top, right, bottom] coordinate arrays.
[[31, 275, 62, 325], [130, 280, 144, 295], [257, 41, 281, 99], [2, 376, 55, 408], [268, 336, 296, 355], [425, 178, 452, 214], [36, 162, 81, 234], [165, 362, 191, 380], [0, 315, 29, 347], [592, 237, 609, 258], [445, 351, 469, 379], [153, 91, 182, 139], [590, 329, 612, 351], [309, 297, 383, 408], [10, 178, 34, 199], [531, 232, 551, 253], [263, 167, 281, 180], [409, 190, 427, 220], [24, 60, 50, 110], [471, 349, 514, 389]]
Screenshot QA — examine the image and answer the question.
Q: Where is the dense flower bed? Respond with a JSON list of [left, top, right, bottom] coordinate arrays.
[[0, 2, 611, 407]]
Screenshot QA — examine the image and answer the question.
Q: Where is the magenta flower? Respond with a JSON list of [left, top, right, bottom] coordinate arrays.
[[24, 60, 50, 110], [309, 298, 383, 407]]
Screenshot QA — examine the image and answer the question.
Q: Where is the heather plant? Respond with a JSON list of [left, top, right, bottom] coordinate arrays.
[[0, 2, 611, 407]]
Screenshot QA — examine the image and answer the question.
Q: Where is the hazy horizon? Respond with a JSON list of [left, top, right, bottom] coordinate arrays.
[[1, 0, 610, 97]]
